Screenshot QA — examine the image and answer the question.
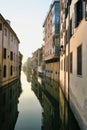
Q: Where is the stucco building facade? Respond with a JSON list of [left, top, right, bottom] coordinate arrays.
[[60, 1, 87, 129], [43, 0, 60, 82], [0, 14, 20, 87]]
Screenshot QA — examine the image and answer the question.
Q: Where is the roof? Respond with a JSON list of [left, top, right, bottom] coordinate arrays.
[[43, 0, 60, 27], [0, 13, 20, 43]]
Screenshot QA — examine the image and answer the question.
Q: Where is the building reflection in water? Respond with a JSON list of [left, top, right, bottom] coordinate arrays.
[[0, 80, 22, 130], [31, 74, 81, 130]]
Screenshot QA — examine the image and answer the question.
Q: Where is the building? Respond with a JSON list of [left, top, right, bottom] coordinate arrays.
[[60, 0, 87, 129], [18, 52, 23, 78], [32, 49, 38, 74], [0, 14, 20, 87], [37, 46, 45, 76], [43, 0, 60, 81]]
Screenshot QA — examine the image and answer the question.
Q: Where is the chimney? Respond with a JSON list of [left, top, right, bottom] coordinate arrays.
[[6, 19, 11, 25]]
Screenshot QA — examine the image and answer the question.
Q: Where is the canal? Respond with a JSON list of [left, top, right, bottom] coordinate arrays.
[[0, 71, 82, 130]]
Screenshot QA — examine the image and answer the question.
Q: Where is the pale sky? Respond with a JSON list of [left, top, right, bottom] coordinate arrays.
[[0, 0, 52, 63]]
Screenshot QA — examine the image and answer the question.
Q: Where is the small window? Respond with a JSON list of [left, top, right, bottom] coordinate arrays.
[[3, 65, 6, 77], [77, 45, 82, 75], [10, 65, 13, 76], [10, 51, 13, 61], [70, 19, 72, 38], [0, 23, 2, 30], [74, 1, 83, 28], [85, 2, 87, 20], [3, 48, 6, 59]]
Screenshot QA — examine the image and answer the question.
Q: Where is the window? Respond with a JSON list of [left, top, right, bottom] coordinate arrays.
[[0, 23, 2, 30], [65, 5, 68, 19], [68, 0, 72, 6], [10, 51, 13, 61], [70, 19, 72, 38], [74, 1, 83, 28], [85, 2, 87, 20], [3, 65, 6, 77], [3, 48, 6, 59], [10, 65, 13, 76], [70, 52, 73, 73], [77, 45, 82, 75]]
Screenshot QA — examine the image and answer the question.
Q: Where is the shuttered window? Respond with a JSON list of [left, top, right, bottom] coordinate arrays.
[[74, 1, 83, 28]]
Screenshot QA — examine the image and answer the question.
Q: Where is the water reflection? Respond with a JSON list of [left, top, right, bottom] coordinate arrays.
[[31, 74, 81, 130], [0, 72, 82, 130], [0, 80, 22, 130], [14, 72, 42, 130]]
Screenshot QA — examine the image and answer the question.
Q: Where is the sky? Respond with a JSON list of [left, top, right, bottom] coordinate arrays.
[[0, 0, 52, 63]]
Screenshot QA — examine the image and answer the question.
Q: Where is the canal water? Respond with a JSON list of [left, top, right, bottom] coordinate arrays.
[[14, 71, 42, 130], [0, 71, 82, 130]]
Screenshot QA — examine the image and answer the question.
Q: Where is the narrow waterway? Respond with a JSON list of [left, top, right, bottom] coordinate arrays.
[[14, 71, 42, 130], [0, 71, 82, 130], [15, 71, 81, 130]]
